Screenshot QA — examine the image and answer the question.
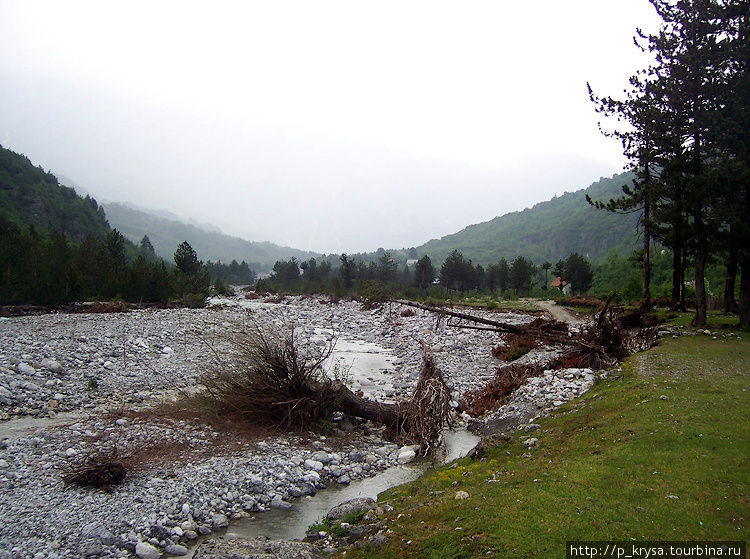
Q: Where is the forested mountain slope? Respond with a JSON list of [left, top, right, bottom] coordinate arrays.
[[103, 202, 319, 272], [414, 172, 639, 265], [0, 145, 110, 240]]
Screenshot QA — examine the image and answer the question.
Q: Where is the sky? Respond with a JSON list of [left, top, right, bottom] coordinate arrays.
[[0, 1, 662, 254]]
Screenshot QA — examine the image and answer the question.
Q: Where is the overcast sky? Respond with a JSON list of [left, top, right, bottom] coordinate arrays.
[[0, 1, 661, 254]]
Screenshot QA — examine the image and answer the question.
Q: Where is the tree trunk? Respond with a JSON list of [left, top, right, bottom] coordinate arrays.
[[724, 244, 738, 314], [739, 253, 750, 328], [328, 380, 403, 428], [641, 191, 652, 310]]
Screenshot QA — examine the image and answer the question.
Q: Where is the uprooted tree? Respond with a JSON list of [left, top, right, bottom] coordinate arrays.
[[396, 297, 657, 417], [193, 321, 452, 454]]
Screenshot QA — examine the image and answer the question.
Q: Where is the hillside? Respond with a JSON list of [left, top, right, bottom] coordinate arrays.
[[414, 172, 640, 265], [0, 145, 110, 240], [103, 202, 319, 272]]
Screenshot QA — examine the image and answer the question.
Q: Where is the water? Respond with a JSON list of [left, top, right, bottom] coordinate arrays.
[[226, 427, 479, 542]]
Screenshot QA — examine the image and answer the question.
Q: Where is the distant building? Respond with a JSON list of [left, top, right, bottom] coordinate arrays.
[[550, 277, 572, 296]]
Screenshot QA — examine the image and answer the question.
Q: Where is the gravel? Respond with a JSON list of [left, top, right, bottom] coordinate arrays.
[[0, 294, 585, 558]]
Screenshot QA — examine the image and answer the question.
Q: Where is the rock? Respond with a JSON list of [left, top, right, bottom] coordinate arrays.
[[326, 497, 377, 521], [455, 491, 469, 500], [81, 521, 122, 546], [523, 438, 538, 448], [368, 534, 387, 547], [78, 539, 104, 557], [193, 537, 323, 559], [212, 513, 229, 530], [397, 445, 418, 464], [165, 544, 189, 556], [304, 459, 324, 471], [270, 497, 292, 510], [524, 423, 541, 432], [310, 450, 332, 464], [0, 459, 8, 469], [0, 385, 11, 405], [16, 362, 35, 376], [149, 524, 172, 541], [135, 542, 161, 559], [337, 475, 351, 485], [41, 358, 63, 373]]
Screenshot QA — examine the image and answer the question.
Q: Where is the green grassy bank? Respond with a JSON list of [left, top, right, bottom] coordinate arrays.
[[345, 329, 749, 558]]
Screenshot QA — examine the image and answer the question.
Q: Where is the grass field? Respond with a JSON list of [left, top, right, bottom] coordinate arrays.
[[343, 327, 749, 558]]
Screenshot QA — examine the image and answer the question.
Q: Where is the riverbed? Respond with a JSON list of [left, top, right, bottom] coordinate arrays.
[[0, 294, 523, 558]]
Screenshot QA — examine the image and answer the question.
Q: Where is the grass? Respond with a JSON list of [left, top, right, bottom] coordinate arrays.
[[650, 308, 745, 330], [342, 330, 749, 558]]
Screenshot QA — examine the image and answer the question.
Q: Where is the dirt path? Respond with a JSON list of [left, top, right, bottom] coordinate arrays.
[[536, 300, 583, 325]]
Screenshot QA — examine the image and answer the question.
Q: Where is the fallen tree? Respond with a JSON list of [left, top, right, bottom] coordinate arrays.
[[191, 321, 452, 454]]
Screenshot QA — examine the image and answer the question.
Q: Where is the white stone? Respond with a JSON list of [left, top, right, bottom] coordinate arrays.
[[304, 459, 324, 471], [455, 491, 469, 500], [135, 542, 161, 559], [41, 358, 63, 373]]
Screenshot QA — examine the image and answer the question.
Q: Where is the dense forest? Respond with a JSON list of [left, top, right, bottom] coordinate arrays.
[[0, 146, 254, 306]]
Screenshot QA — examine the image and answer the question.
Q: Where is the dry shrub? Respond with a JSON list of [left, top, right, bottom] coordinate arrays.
[[264, 295, 285, 304], [62, 452, 126, 490], [190, 321, 337, 430], [491, 333, 539, 361], [400, 308, 416, 317], [360, 281, 391, 310], [558, 297, 603, 309], [397, 343, 452, 454], [244, 291, 263, 300], [461, 362, 547, 417]]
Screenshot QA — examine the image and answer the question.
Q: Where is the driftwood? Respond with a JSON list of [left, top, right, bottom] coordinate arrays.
[[195, 322, 452, 453]]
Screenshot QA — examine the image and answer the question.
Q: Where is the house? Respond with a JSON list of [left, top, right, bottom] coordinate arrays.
[[550, 276, 573, 296]]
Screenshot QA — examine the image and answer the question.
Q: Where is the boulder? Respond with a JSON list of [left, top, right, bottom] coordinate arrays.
[[193, 536, 322, 559], [326, 497, 376, 521]]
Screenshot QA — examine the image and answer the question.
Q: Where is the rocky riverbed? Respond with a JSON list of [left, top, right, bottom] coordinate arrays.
[[0, 294, 598, 558]]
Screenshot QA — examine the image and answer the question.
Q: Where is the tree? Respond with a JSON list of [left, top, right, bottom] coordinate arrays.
[[339, 254, 355, 289], [541, 261, 552, 290], [439, 250, 473, 292], [509, 256, 536, 295], [564, 253, 593, 295], [413, 255, 435, 289], [139, 234, 155, 256], [174, 241, 200, 275], [377, 251, 398, 283]]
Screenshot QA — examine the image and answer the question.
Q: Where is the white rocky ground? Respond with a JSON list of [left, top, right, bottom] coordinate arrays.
[[0, 294, 599, 558]]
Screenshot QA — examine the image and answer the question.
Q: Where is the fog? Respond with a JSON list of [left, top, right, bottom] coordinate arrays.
[[0, 1, 661, 253]]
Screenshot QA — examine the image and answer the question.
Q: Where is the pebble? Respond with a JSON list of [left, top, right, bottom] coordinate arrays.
[[0, 294, 548, 558]]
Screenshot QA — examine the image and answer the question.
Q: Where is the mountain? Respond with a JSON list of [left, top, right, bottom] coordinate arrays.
[[413, 171, 640, 266], [103, 202, 319, 272], [0, 145, 110, 240]]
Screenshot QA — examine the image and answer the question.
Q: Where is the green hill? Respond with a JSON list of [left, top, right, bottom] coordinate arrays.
[[0, 145, 110, 240], [414, 172, 640, 265], [103, 202, 320, 273]]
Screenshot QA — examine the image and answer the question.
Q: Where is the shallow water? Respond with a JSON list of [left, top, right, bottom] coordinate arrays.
[[226, 426, 480, 542]]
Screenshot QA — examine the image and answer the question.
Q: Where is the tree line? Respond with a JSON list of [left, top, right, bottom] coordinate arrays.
[[257, 250, 594, 299], [0, 216, 252, 307], [588, 0, 749, 326]]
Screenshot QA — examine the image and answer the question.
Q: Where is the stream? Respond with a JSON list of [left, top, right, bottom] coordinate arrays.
[[188, 334, 480, 551]]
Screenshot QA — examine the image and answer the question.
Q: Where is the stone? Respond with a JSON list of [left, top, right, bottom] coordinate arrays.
[[149, 524, 172, 541], [304, 459, 324, 471], [337, 475, 351, 485], [135, 542, 161, 559], [79, 539, 104, 557], [164, 544, 188, 556], [270, 497, 292, 510], [523, 438, 538, 448], [211, 513, 229, 530], [310, 450, 332, 464], [326, 497, 376, 521], [41, 358, 63, 373], [397, 444, 420, 463], [455, 491, 469, 500], [0, 386, 11, 405], [368, 534, 387, 547], [0, 459, 8, 469], [16, 362, 35, 376], [81, 521, 122, 546], [524, 423, 541, 432], [193, 537, 323, 559]]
